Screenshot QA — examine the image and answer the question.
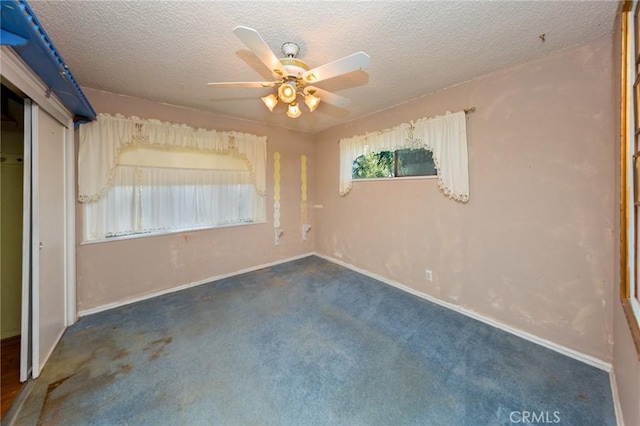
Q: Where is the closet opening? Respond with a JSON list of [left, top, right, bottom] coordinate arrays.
[[1, 82, 26, 419]]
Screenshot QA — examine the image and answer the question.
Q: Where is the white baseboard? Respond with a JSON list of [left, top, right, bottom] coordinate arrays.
[[610, 371, 625, 426], [313, 252, 613, 373], [78, 252, 315, 317]]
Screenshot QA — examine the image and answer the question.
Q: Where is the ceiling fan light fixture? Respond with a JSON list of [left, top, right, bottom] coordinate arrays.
[[304, 94, 321, 112], [209, 27, 369, 120], [278, 82, 297, 104], [287, 102, 302, 119], [261, 94, 279, 111]]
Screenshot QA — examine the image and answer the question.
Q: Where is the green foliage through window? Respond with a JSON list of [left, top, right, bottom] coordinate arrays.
[[352, 151, 394, 178], [352, 148, 436, 179]]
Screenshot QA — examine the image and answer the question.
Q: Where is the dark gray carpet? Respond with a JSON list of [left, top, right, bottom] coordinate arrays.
[[15, 256, 615, 425]]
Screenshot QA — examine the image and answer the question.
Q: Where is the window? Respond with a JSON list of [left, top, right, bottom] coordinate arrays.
[[83, 150, 265, 241], [352, 148, 437, 179], [338, 111, 469, 201], [621, 0, 640, 352], [78, 114, 267, 242]]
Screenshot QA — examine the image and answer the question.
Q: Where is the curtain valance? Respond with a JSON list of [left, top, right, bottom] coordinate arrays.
[[339, 110, 469, 202], [78, 113, 267, 202]]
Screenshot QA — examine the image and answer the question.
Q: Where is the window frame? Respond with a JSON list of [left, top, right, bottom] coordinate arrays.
[[620, 0, 640, 358]]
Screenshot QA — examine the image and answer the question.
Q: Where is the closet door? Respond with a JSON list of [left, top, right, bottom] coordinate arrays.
[[20, 99, 33, 382], [4, 47, 75, 382], [31, 103, 67, 378]]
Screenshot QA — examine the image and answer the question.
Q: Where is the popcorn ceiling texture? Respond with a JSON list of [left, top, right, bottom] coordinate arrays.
[[29, 1, 617, 134]]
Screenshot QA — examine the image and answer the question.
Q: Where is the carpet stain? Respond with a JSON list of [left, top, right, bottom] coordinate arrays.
[[112, 348, 129, 360], [45, 375, 73, 396], [38, 361, 136, 425], [578, 393, 587, 400], [37, 375, 74, 426], [145, 336, 173, 361], [267, 276, 289, 288]]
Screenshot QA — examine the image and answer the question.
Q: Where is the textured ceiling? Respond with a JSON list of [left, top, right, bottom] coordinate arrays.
[[28, 1, 619, 134]]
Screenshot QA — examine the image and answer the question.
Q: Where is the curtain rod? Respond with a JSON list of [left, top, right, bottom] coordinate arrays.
[[337, 107, 476, 144]]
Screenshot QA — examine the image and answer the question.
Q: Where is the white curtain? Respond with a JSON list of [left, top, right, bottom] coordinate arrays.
[[79, 114, 268, 241], [78, 113, 267, 202], [339, 111, 469, 202], [83, 166, 266, 241]]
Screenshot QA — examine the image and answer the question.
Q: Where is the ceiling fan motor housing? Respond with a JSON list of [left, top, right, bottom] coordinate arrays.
[[279, 58, 310, 80], [281, 42, 300, 58], [278, 42, 310, 80]]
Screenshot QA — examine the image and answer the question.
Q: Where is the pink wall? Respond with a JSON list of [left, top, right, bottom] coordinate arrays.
[[76, 88, 314, 312], [612, 11, 640, 425], [314, 37, 615, 362]]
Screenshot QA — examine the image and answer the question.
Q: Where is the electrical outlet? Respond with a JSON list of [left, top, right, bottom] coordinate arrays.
[[425, 270, 433, 281]]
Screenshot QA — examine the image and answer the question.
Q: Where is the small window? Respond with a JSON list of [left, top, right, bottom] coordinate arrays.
[[352, 148, 436, 179]]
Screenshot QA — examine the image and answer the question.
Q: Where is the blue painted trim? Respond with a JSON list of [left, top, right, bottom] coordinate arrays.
[[1, 28, 27, 46], [0, 0, 96, 120]]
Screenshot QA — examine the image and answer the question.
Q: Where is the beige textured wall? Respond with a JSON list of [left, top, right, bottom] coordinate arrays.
[[1, 129, 24, 338], [314, 37, 615, 361], [612, 11, 640, 426], [77, 88, 314, 312]]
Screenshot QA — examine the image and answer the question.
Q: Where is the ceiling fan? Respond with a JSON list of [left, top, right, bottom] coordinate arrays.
[[208, 26, 370, 118]]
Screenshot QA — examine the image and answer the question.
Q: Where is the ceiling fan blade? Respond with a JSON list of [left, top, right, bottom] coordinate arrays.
[[207, 81, 278, 88], [304, 87, 351, 108], [302, 52, 370, 84], [233, 26, 286, 78]]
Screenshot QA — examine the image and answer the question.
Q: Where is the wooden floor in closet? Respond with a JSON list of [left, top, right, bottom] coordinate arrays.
[[1, 335, 22, 418]]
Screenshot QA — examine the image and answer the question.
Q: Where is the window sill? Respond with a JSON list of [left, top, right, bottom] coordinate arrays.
[[352, 175, 438, 182], [621, 298, 640, 361], [80, 220, 267, 245]]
